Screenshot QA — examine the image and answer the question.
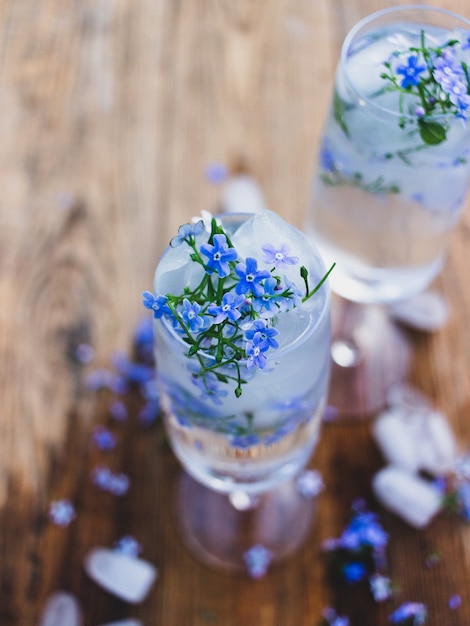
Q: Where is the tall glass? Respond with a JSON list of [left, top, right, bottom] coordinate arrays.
[[305, 6, 470, 414], [149, 211, 331, 572], [306, 5, 470, 303]]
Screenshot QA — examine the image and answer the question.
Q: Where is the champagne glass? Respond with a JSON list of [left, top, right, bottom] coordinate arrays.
[[305, 5, 470, 416], [144, 210, 331, 574]]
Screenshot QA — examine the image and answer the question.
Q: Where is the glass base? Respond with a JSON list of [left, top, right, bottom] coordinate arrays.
[[174, 469, 316, 574], [328, 297, 412, 418]]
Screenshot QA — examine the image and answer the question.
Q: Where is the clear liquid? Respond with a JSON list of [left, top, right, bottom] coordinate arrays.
[[307, 23, 470, 303]]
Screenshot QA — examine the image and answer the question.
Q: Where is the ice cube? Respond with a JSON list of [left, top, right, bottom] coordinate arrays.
[[231, 210, 324, 290], [84, 548, 157, 604], [38, 592, 82, 626], [154, 231, 208, 295]]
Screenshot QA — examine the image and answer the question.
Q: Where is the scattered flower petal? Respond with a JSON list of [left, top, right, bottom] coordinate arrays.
[[205, 163, 228, 184], [389, 602, 427, 625], [113, 535, 142, 558], [49, 499, 76, 527], [448, 594, 461, 610], [243, 544, 273, 579], [370, 573, 393, 602], [296, 469, 324, 499], [92, 426, 117, 450], [91, 466, 130, 496]]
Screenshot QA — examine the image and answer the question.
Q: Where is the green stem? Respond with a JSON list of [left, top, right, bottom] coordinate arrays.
[[302, 262, 336, 303]]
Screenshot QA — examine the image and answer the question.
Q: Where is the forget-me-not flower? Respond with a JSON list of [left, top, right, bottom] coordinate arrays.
[[243, 544, 273, 578], [388, 602, 427, 625], [245, 320, 279, 350], [181, 298, 206, 332], [396, 55, 427, 88], [49, 499, 76, 527], [261, 242, 299, 269], [235, 258, 270, 296], [246, 332, 270, 369], [207, 292, 244, 324], [142, 291, 169, 319], [252, 277, 283, 316], [170, 220, 205, 247], [200, 234, 238, 277]]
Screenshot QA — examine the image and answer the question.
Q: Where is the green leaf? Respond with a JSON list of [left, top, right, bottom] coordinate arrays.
[[333, 91, 349, 137], [418, 119, 447, 145]]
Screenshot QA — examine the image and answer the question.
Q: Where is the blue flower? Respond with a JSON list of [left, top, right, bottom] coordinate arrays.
[[252, 277, 284, 316], [243, 544, 273, 579], [91, 466, 130, 496], [235, 258, 270, 296], [340, 510, 388, 551], [181, 298, 206, 332], [462, 32, 470, 51], [319, 139, 337, 173], [245, 320, 279, 350], [113, 535, 142, 558], [396, 55, 426, 88], [205, 162, 228, 184], [438, 74, 470, 120], [207, 292, 244, 324], [170, 220, 205, 247], [456, 482, 470, 521], [200, 234, 238, 277], [142, 291, 169, 319], [388, 602, 427, 625], [296, 469, 324, 499], [49, 499, 76, 527], [245, 332, 271, 369], [369, 574, 392, 602], [92, 426, 117, 450], [279, 276, 303, 311], [342, 562, 367, 583], [261, 242, 299, 268], [448, 594, 461, 610]]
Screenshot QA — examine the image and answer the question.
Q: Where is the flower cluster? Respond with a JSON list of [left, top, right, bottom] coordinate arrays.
[[437, 448, 470, 521], [381, 29, 470, 146], [322, 499, 392, 601], [143, 218, 332, 399], [389, 602, 427, 625]]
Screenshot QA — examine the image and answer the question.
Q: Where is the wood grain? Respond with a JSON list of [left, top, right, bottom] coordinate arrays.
[[1, 1, 470, 624]]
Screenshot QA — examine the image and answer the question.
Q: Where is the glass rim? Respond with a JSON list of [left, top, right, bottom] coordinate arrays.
[[339, 4, 470, 121]]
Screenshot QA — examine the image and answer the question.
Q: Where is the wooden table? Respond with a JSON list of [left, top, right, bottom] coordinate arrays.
[[1, 1, 470, 624]]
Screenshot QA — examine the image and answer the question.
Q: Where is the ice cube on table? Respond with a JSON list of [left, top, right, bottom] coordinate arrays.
[[84, 548, 157, 604], [372, 466, 442, 529], [387, 290, 450, 332], [372, 408, 421, 473], [386, 382, 432, 412], [38, 592, 82, 626]]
